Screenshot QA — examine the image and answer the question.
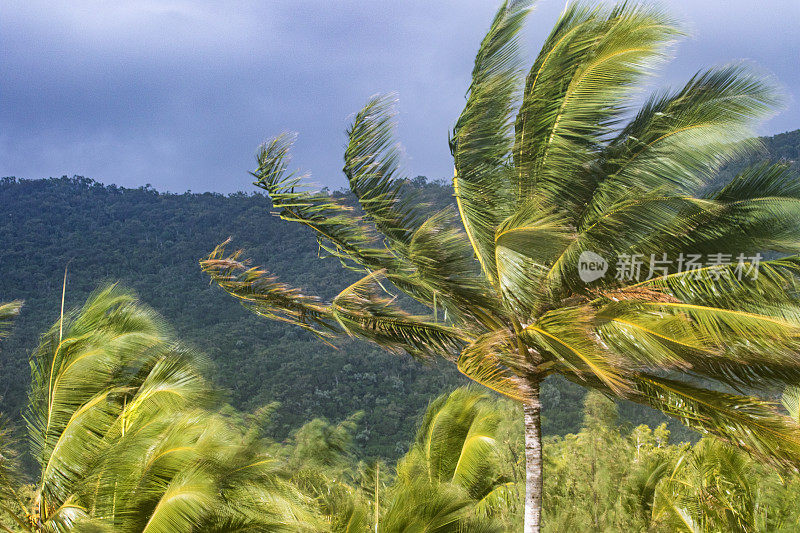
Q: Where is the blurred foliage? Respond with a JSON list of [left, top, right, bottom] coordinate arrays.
[[2, 288, 800, 531]]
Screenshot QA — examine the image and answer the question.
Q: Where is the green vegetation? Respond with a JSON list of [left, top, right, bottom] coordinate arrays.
[[3, 0, 800, 529], [0, 176, 469, 460], [4, 288, 800, 531], [0, 174, 704, 462], [201, 1, 800, 531], [541, 391, 800, 532], [0, 287, 315, 531]]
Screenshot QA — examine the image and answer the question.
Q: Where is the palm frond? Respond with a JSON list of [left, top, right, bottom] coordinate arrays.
[[252, 133, 398, 273], [451, 0, 533, 283], [597, 300, 800, 390], [343, 94, 427, 247], [525, 306, 632, 395], [407, 208, 499, 324], [203, 244, 467, 360], [26, 286, 166, 514], [330, 270, 469, 360], [710, 162, 800, 201], [384, 388, 511, 531], [139, 468, 217, 533], [782, 387, 800, 422], [256, 129, 495, 322], [585, 64, 780, 224], [345, 96, 502, 319], [201, 241, 335, 339], [0, 302, 21, 344], [457, 329, 527, 401], [494, 200, 574, 313], [515, 3, 679, 217], [633, 255, 800, 307], [630, 374, 800, 470]]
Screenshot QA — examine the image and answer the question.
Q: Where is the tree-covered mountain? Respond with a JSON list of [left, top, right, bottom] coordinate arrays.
[[1, 130, 797, 459]]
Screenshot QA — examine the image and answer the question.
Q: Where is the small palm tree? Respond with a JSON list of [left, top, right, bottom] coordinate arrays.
[[652, 439, 773, 532], [1, 287, 312, 532], [203, 2, 800, 530], [382, 388, 515, 532]]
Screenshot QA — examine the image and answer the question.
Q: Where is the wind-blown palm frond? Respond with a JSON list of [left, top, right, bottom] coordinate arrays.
[[525, 306, 632, 395], [344, 95, 500, 320], [458, 329, 526, 401], [574, 372, 800, 471], [515, 3, 679, 218], [343, 94, 427, 248], [253, 134, 397, 274], [26, 286, 166, 515], [782, 386, 800, 424], [255, 127, 500, 327], [635, 255, 800, 306], [406, 208, 500, 323], [584, 65, 780, 224], [0, 302, 22, 346], [413, 389, 502, 496], [494, 201, 574, 314], [202, 242, 468, 360], [330, 271, 470, 359], [451, 0, 532, 284], [201, 240, 335, 338]]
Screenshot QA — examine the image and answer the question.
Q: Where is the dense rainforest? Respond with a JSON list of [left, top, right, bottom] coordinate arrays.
[[1, 129, 798, 461]]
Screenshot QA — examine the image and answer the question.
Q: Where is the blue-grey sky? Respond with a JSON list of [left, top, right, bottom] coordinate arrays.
[[2, 1, 799, 193]]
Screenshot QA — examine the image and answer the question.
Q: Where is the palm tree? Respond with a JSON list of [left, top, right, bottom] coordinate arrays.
[[1, 286, 313, 532], [652, 438, 780, 532], [381, 388, 516, 532], [202, 1, 800, 530]]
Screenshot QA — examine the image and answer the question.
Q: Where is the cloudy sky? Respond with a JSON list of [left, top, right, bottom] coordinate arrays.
[[2, 0, 799, 193]]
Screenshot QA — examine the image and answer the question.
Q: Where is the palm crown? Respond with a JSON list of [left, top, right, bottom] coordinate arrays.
[[202, 1, 800, 530]]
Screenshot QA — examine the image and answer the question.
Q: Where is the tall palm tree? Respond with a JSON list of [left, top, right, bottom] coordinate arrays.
[[202, 1, 800, 530], [1, 286, 313, 532]]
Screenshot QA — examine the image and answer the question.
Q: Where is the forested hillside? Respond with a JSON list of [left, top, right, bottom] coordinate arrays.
[[2, 130, 797, 459], [0, 176, 467, 458]]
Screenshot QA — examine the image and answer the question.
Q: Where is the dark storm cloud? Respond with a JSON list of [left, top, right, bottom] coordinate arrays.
[[2, 0, 798, 193]]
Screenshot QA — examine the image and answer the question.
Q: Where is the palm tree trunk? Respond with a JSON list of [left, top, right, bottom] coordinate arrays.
[[523, 379, 543, 533]]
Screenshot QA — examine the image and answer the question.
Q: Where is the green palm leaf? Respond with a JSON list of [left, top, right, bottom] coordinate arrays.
[[451, 0, 532, 284], [629, 374, 800, 470]]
